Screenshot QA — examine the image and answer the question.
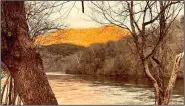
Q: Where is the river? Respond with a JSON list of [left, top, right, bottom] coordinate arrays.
[[47, 72, 184, 105]]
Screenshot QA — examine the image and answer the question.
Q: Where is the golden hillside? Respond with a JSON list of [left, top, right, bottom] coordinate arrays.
[[34, 24, 130, 47]]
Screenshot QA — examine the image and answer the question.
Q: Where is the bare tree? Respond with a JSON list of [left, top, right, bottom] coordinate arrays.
[[25, 1, 76, 38], [1, 1, 58, 104], [88, 1, 184, 105]]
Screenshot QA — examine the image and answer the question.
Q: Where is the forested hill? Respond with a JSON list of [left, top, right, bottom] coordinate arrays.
[[34, 24, 130, 47], [36, 18, 184, 78]]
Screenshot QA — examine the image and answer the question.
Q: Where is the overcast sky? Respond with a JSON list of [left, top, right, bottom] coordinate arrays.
[[64, 1, 102, 28], [55, 1, 184, 28]]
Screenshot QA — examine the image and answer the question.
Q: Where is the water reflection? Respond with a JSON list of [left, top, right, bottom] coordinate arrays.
[[47, 72, 184, 105]]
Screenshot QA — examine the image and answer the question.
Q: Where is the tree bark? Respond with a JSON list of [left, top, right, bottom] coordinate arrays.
[[143, 59, 161, 104], [162, 52, 184, 105], [1, 1, 58, 105]]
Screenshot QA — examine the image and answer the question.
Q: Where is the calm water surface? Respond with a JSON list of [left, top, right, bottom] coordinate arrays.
[[47, 72, 184, 105]]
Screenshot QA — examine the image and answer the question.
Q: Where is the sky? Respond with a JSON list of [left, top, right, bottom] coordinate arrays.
[[52, 1, 184, 28], [63, 1, 102, 28]]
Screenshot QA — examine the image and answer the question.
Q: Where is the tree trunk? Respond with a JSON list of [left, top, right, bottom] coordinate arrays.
[[162, 52, 184, 105], [1, 1, 58, 105], [142, 59, 161, 105], [143, 52, 184, 105]]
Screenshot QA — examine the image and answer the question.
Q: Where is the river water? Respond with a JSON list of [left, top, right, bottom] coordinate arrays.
[[47, 72, 184, 105]]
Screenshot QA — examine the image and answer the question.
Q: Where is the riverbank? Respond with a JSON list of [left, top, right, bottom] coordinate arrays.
[[38, 36, 184, 78]]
